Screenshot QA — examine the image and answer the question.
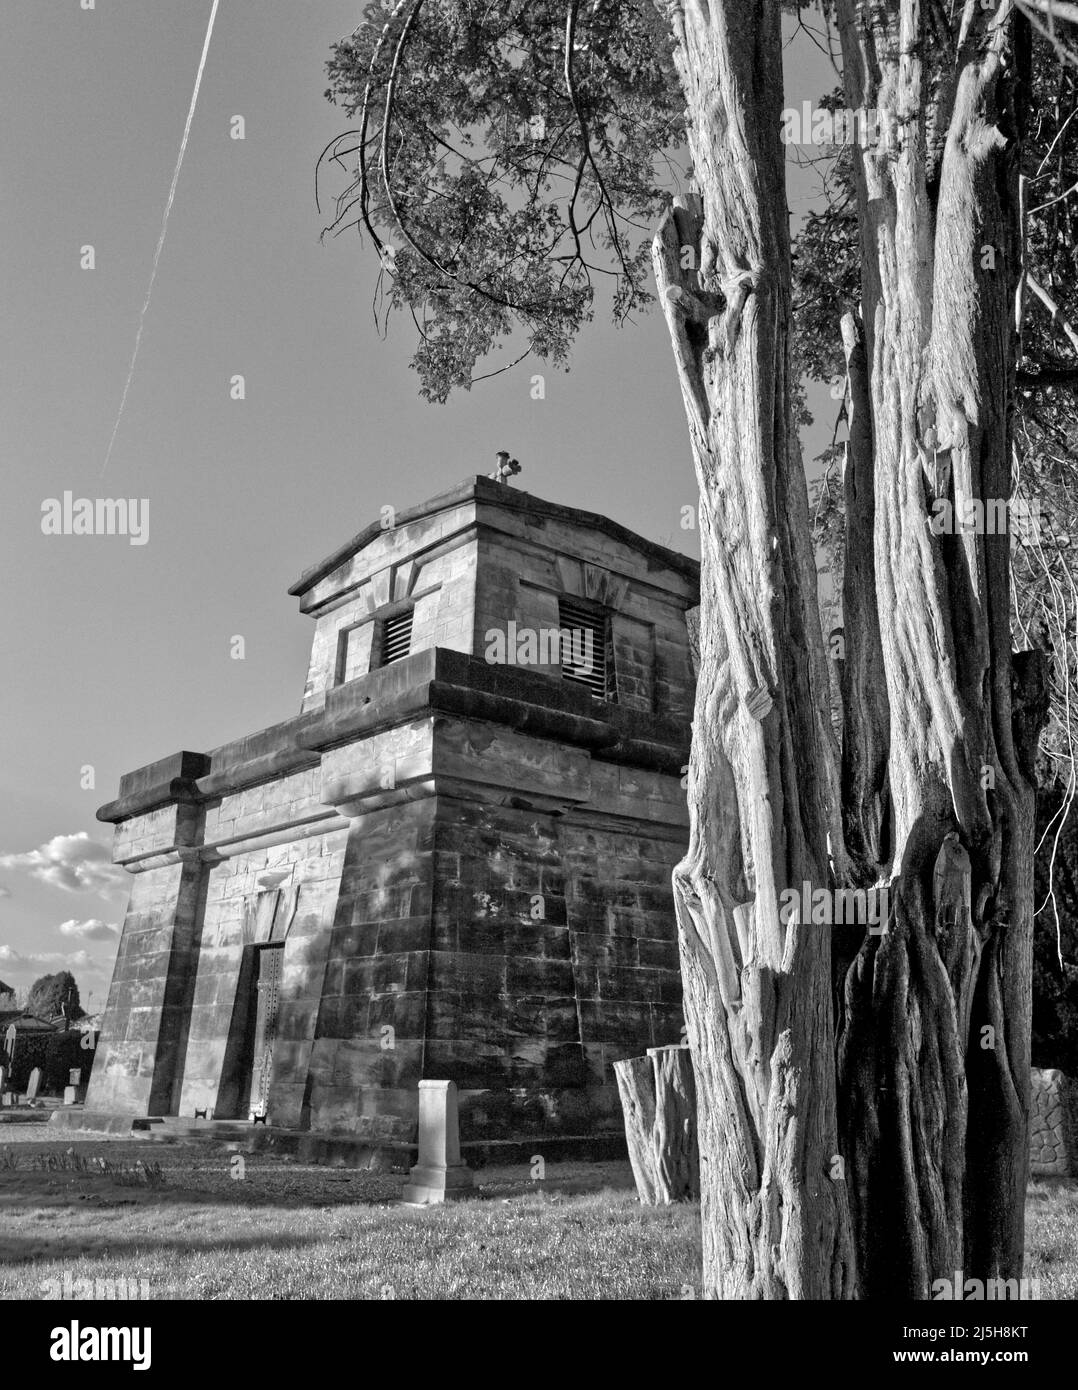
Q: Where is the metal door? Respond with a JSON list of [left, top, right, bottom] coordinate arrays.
[[249, 944, 283, 1119]]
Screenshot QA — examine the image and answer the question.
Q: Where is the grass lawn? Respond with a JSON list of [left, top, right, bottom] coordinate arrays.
[[1, 1135, 1074, 1300], [1025, 1179, 1078, 1299], [0, 1139, 700, 1300]]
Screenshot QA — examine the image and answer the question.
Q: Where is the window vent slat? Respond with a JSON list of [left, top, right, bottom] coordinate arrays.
[[379, 609, 414, 667], [557, 599, 615, 702]]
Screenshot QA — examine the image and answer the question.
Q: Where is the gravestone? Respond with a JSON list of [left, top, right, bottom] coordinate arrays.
[[63, 1070, 86, 1106], [1030, 1068, 1076, 1177], [0, 1065, 7, 1093], [25, 1068, 42, 1103], [401, 1080, 474, 1205], [3, 1024, 14, 1060]]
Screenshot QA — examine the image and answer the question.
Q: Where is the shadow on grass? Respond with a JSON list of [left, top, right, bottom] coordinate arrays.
[[0, 1229, 331, 1268]]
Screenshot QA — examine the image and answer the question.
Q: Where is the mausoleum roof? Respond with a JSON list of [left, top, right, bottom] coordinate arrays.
[[288, 474, 700, 599]]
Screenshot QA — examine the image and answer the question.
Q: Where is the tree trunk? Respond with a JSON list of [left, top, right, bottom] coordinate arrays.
[[654, 0, 1048, 1297], [653, 0, 856, 1298], [833, 0, 1045, 1296], [615, 1045, 700, 1204]]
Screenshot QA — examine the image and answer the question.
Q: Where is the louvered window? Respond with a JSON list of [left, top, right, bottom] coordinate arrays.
[[378, 608, 414, 667], [558, 598, 615, 702]]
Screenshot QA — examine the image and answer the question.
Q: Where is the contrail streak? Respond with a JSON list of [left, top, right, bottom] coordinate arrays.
[[101, 0, 220, 476]]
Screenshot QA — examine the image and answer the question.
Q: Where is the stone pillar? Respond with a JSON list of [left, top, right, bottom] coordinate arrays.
[[86, 845, 205, 1114], [401, 1079, 474, 1205]]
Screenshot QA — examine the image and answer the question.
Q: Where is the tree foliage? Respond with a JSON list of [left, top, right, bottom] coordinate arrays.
[[27, 971, 83, 1023], [321, 0, 685, 401]]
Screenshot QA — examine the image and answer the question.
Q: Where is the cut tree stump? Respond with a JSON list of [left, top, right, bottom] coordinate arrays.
[[614, 1044, 699, 1204]]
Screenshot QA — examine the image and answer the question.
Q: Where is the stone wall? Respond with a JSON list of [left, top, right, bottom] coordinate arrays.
[[1029, 1067, 1077, 1177], [474, 523, 695, 723], [300, 525, 478, 712], [294, 477, 697, 724]]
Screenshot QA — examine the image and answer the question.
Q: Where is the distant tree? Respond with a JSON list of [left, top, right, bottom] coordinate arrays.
[[27, 971, 83, 1023]]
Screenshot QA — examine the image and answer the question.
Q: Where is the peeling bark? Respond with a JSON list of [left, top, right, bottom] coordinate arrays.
[[832, 0, 1043, 1297], [655, 0, 1048, 1298], [653, 0, 855, 1299]]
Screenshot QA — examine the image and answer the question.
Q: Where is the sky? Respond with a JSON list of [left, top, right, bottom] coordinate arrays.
[[0, 1, 839, 1007]]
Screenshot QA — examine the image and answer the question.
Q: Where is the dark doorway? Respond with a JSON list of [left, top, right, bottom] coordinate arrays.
[[216, 942, 284, 1120]]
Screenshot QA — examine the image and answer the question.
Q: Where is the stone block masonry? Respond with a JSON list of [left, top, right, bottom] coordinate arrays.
[[86, 477, 699, 1144]]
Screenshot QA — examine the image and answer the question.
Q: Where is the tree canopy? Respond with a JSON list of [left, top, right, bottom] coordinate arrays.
[[27, 971, 83, 1023], [321, 0, 686, 401]]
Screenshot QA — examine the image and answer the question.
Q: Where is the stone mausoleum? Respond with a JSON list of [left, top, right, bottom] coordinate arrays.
[[84, 477, 699, 1146]]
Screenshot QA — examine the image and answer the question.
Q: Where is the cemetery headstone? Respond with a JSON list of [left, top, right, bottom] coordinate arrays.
[[63, 1068, 86, 1106], [26, 1067, 42, 1103], [401, 1079, 474, 1205]]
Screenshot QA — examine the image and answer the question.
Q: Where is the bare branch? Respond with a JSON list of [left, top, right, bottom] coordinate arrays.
[[562, 0, 633, 283], [1027, 272, 1078, 353], [1019, 0, 1078, 24]]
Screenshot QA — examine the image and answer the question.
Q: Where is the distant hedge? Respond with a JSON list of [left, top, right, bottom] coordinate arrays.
[[4, 1028, 95, 1095]]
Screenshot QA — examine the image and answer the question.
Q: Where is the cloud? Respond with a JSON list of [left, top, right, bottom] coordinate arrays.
[[58, 919, 119, 942], [0, 886, 10, 898], [58, 918, 120, 942], [0, 833, 126, 895], [60, 949, 102, 974], [0, 944, 107, 976]]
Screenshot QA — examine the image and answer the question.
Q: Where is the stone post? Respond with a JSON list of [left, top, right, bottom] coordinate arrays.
[[401, 1079, 475, 1205]]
